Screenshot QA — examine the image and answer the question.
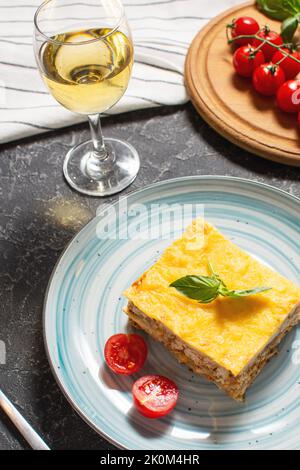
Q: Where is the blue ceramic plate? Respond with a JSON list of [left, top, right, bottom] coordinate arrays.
[[44, 176, 300, 450]]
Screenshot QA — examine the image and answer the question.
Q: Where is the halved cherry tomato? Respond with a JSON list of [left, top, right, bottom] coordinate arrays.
[[233, 45, 265, 77], [253, 63, 285, 96], [277, 80, 300, 113], [252, 28, 283, 60], [104, 334, 147, 375], [272, 48, 300, 80], [231, 17, 260, 46], [132, 375, 179, 419]]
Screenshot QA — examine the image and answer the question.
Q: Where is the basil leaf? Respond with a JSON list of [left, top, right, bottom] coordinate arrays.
[[281, 15, 299, 41], [170, 263, 272, 304], [170, 275, 220, 302], [257, 0, 297, 20], [224, 287, 272, 298], [286, 0, 300, 13]]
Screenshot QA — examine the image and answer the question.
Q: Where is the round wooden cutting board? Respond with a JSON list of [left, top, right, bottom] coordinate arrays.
[[185, 1, 300, 166]]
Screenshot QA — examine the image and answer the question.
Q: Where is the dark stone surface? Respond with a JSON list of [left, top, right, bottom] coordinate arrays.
[[0, 103, 299, 450]]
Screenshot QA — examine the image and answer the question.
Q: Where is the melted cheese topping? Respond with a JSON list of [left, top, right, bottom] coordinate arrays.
[[124, 218, 300, 376]]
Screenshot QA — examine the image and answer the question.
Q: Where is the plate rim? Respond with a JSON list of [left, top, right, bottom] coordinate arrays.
[[43, 175, 300, 449]]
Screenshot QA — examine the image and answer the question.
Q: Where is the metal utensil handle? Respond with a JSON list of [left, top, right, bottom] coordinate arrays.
[[0, 390, 50, 450]]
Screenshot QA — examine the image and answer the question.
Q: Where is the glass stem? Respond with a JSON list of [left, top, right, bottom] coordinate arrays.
[[88, 114, 108, 161]]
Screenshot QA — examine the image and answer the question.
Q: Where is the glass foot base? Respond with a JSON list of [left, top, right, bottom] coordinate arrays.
[[63, 137, 140, 197]]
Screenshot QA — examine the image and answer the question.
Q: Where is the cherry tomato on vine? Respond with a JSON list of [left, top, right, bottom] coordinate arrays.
[[276, 80, 300, 113], [104, 333, 147, 375], [272, 48, 300, 80], [230, 16, 260, 46], [252, 63, 285, 96], [132, 375, 179, 419], [252, 28, 283, 60], [233, 45, 265, 77]]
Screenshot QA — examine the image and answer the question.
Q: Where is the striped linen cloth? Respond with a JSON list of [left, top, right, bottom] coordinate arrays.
[[0, 0, 241, 144]]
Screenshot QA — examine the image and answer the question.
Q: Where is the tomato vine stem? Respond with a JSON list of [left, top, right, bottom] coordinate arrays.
[[227, 32, 300, 66]]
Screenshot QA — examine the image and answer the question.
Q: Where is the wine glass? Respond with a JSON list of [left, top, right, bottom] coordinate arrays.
[[33, 0, 139, 197]]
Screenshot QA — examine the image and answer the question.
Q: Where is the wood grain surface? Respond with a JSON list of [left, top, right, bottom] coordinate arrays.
[[185, 1, 300, 166]]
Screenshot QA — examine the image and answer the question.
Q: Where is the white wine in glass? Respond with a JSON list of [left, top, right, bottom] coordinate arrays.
[[34, 0, 139, 197]]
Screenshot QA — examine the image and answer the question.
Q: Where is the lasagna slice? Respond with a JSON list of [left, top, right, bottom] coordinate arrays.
[[123, 218, 300, 401]]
